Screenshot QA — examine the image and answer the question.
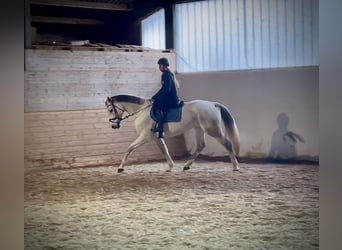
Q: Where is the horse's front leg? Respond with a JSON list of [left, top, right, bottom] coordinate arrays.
[[118, 135, 148, 173], [154, 137, 175, 172]]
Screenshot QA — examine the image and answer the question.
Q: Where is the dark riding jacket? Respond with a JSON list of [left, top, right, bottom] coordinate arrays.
[[152, 68, 180, 110]]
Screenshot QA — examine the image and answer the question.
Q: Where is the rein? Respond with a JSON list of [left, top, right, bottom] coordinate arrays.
[[114, 103, 152, 121]]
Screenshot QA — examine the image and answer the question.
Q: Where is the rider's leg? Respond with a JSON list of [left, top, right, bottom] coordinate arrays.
[[151, 109, 165, 138]]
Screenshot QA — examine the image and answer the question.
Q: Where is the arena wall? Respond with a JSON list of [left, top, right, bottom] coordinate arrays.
[[177, 66, 319, 162], [24, 49, 187, 170]]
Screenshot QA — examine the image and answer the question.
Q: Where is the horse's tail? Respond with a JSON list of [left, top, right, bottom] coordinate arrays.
[[215, 103, 240, 155]]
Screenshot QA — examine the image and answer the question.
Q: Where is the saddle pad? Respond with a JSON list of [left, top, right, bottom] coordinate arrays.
[[150, 105, 183, 123]]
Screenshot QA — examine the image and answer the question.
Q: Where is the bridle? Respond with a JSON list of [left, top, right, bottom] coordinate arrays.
[[106, 96, 152, 129]]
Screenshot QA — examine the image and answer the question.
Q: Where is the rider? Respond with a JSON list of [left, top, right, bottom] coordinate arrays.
[[151, 57, 181, 138]]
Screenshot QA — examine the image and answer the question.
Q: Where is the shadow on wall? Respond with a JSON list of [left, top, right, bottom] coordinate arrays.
[[269, 113, 305, 160]]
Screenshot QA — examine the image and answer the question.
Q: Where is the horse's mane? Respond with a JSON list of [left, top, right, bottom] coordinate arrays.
[[111, 94, 146, 105]]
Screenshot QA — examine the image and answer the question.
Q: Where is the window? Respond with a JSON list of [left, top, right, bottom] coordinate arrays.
[[175, 0, 318, 73], [141, 8, 166, 50]]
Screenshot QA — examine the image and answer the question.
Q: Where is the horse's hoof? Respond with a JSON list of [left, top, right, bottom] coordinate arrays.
[[233, 168, 240, 172], [183, 166, 190, 171], [166, 169, 172, 172], [118, 168, 124, 173]]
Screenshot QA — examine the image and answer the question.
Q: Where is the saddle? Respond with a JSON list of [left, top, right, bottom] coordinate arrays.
[[150, 101, 184, 122]]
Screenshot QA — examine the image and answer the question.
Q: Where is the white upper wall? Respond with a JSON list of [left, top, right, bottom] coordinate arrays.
[[174, 0, 319, 72], [142, 8, 166, 50]]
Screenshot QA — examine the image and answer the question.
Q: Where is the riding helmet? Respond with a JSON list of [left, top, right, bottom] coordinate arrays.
[[157, 57, 169, 66]]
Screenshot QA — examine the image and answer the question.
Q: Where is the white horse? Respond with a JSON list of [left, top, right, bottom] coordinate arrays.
[[105, 94, 240, 173]]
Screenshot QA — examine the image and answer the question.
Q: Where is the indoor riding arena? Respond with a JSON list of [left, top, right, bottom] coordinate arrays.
[[25, 0, 318, 249]]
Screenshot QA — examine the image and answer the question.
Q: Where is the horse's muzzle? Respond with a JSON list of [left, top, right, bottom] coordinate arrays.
[[109, 117, 121, 129], [111, 123, 120, 129]]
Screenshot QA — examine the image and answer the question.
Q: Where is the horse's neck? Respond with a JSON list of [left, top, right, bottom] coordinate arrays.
[[121, 101, 148, 114]]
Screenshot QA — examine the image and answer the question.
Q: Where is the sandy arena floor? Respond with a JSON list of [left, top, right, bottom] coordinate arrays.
[[24, 161, 318, 249]]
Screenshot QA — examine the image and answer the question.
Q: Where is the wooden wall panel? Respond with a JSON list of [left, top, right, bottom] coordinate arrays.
[[25, 109, 188, 171], [25, 49, 176, 111]]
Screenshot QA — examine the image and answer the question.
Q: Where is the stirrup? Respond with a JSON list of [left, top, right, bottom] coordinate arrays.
[[157, 131, 164, 138], [150, 125, 164, 138], [151, 126, 161, 133], [151, 128, 164, 138]]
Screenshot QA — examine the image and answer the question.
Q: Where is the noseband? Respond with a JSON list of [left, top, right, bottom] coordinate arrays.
[[106, 97, 126, 128]]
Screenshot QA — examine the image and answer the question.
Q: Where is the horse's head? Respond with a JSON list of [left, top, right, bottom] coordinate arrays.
[[105, 96, 125, 129], [105, 96, 114, 113]]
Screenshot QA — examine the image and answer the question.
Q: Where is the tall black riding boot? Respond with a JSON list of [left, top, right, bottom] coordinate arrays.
[[151, 109, 164, 138], [156, 119, 164, 138]]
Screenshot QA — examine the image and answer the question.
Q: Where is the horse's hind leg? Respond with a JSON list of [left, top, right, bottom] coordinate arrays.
[[183, 128, 205, 171], [215, 136, 239, 171]]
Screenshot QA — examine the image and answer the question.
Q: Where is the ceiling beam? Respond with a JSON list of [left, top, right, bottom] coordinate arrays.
[[30, 0, 133, 11], [31, 16, 104, 25]]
